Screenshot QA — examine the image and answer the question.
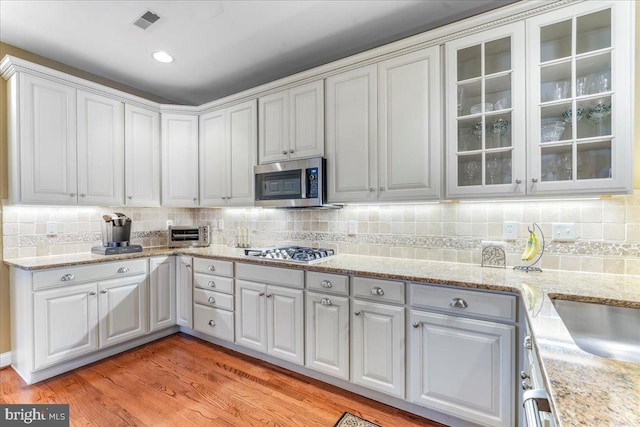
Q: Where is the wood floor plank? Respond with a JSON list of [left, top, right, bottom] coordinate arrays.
[[0, 333, 446, 427]]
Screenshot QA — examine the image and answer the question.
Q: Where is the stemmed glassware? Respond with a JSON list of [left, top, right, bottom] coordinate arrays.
[[472, 122, 485, 144], [562, 107, 584, 124], [562, 153, 573, 180], [490, 119, 509, 147], [586, 100, 611, 136], [464, 160, 479, 185], [544, 156, 560, 181], [486, 157, 502, 185]]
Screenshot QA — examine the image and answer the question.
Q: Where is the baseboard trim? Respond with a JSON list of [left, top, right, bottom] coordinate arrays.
[[0, 351, 11, 368]]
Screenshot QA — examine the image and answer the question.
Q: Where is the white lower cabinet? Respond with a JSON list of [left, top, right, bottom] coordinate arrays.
[[149, 256, 176, 332], [305, 292, 349, 380], [351, 299, 405, 398], [175, 256, 193, 328], [98, 274, 148, 348]]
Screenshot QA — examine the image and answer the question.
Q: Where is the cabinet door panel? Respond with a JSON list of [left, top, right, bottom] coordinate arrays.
[[34, 283, 98, 369], [267, 286, 303, 365], [199, 110, 228, 205], [125, 104, 160, 206], [234, 280, 267, 353], [352, 300, 405, 398], [98, 274, 148, 348], [176, 256, 193, 328], [18, 74, 77, 204], [162, 114, 199, 206], [326, 65, 378, 202], [228, 100, 257, 205], [289, 80, 324, 160], [378, 48, 440, 201], [149, 256, 176, 332], [305, 292, 349, 379], [77, 90, 124, 205], [409, 310, 514, 427], [259, 90, 289, 163]]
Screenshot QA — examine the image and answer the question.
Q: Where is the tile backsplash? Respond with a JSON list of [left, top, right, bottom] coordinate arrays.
[[3, 191, 640, 275]]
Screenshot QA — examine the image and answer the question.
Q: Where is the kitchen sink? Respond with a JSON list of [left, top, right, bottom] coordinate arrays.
[[551, 298, 640, 364]]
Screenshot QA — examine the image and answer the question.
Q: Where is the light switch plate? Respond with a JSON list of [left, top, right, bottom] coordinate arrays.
[[166, 220, 173, 228], [552, 223, 577, 241], [503, 221, 518, 240], [46, 221, 57, 235]]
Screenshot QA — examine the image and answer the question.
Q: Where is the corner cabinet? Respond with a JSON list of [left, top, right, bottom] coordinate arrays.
[[125, 104, 160, 206], [445, 22, 526, 198], [326, 46, 441, 203], [199, 100, 257, 207], [526, 0, 633, 195], [161, 113, 199, 206], [258, 80, 324, 164]]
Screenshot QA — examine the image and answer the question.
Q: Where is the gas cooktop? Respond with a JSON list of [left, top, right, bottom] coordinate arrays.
[[244, 245, 336, 264]]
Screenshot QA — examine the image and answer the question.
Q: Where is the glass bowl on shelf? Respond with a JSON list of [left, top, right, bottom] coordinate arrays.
[[541, 121, 566, 143], [470, 103, 493, 114]]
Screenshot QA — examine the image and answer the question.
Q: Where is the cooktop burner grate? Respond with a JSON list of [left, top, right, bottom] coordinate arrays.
[[244, 245, 336, 264]]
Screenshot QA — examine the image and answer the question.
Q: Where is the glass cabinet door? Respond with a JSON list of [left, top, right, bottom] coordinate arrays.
[[446, 22, 526, 198], [527, 1, 633, 195]]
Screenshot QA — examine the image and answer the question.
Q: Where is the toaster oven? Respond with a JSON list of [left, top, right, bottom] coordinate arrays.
[[168, 225, 210, 248]]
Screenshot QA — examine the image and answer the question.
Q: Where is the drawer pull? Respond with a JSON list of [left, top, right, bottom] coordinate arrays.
[[450, 297, 468, 309], [89, 291, 97, 296], [117, 267, 129, 273], [100, 289, 108, 294], [259, 292, 265, 297], [60, 274, 75, 282], [412, 322, 421, 328], [321, 280, 333, 288], [208, 281, 215, 288], [208, 296, 216, 304], [208, 320, 216, 327], [370, 287, 385, 296], [208, 265, 216, 272], [320, 298, 332, 306], [266, 294, 273, 298]]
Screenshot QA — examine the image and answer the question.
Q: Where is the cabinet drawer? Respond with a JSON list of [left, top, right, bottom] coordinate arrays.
[[352, 277, 405, 304], [410, 283, 517, 323], [193, 258, 233, 277], [306, 271, 349, 295], [193, 304, 234, 341], [193, 273, 234, 294], [194, 288, 234, 311], [33, 259, 148, 290], [236, 263, 303, 288]]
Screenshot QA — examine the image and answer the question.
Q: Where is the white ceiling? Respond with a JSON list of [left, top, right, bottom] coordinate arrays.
[[0, 0, 515, 105]]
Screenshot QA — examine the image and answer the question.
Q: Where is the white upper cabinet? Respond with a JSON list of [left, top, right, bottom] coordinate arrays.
[[327, 46, 441, 203], [124, 104, 160, 206], [12, 73, 78, 204], [526, 1, 633, 196], [161, 113, 199, 206], [258, 80, 324, 164], [200, 99, 257, 207], [445, 22, 526, 198], [76, 90, 124, 206]]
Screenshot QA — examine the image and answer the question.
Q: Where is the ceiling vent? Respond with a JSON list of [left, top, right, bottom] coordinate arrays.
[[133, 11, 160, 30]]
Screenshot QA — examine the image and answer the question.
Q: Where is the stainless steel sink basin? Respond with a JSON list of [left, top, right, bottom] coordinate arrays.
[[551, 298, 640, 364]]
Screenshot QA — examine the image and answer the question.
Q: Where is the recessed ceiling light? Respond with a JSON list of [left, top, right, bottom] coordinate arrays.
[[153, 51, 174, 63]]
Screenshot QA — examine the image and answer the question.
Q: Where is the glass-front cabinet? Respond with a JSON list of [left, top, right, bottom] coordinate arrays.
[[526, 1, 633, 195], [446, 22, 526, 198]]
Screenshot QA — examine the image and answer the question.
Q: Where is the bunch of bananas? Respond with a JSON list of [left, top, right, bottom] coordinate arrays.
[[521, 229, 541, 261]]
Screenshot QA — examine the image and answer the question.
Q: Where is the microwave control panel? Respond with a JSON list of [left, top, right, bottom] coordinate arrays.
[[307, 167, 319, 198]]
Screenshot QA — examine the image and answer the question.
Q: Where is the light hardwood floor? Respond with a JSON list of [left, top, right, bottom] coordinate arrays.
[[0, 333, 445, 427]]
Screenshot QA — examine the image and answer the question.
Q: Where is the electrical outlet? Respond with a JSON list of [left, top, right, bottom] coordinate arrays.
[[166, 220, 173, 228], [503, 221, 518, 240], [552, 223, 577, 242], [348, 220, 358, 235], [46, 221, 57, 235], [218, 219, 224, 230]]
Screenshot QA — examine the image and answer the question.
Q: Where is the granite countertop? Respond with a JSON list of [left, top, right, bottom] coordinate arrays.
[[4, 246, 640, 426]]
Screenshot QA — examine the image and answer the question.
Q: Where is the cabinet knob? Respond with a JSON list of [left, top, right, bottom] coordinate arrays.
[[369, 188, 375, 192], [370, 287, 385, 296], [70, 193, 76, 197], [185, 264, 192, 269], [61, 274, 75, 282], [354, 311, 361, 316], [282, 151, 288, 155], [379, 187, 385, 192], [531, 178, 539, 183], [449, 297, 468, 308], [515, 179, 522, 184], [117, 267, 129, 273], [193, 198, 198, 203], [128, 196, 133, 200], [100, 289, 108, 294], [259, 292, 265, 296], [320, 280, 332, 288], [208, 320, 216, 327], [320, 297, 332, 306], [520, 370, 531, 380], [80, 193, 87, 197], [89, 291, 97, 296], [208, 281, 215, 288], [208, 265, 216, 272], [266, 294, 272, 298], [289, 149, 294, 154], [412, 322, 421, 328], [208, 296, 216, 304], [524, 335, 532, 350], [522, 380, 533, 391]]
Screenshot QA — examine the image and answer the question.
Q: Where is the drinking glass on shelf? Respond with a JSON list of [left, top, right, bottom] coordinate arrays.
[[464, 160, 479, 185], [586, 100, 611, 136], [486, 157, 502, 185], [457, 87, 464, 116], [562, 153, 573, 180], [576, 76, 588, 97], [472, 122, 485, 144], [597, 70, 611, 93], [544, 155, 560, 181], [552, 81, 570, 100], [490, 118, 509, 147]]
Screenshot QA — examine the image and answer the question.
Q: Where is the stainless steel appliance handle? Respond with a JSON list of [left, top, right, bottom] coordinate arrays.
[[300, 168, 307, 199], [522, 389, 551, 427]]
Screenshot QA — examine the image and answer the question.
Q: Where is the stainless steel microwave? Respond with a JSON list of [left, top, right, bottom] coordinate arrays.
[[254, 157, 337, 208]]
